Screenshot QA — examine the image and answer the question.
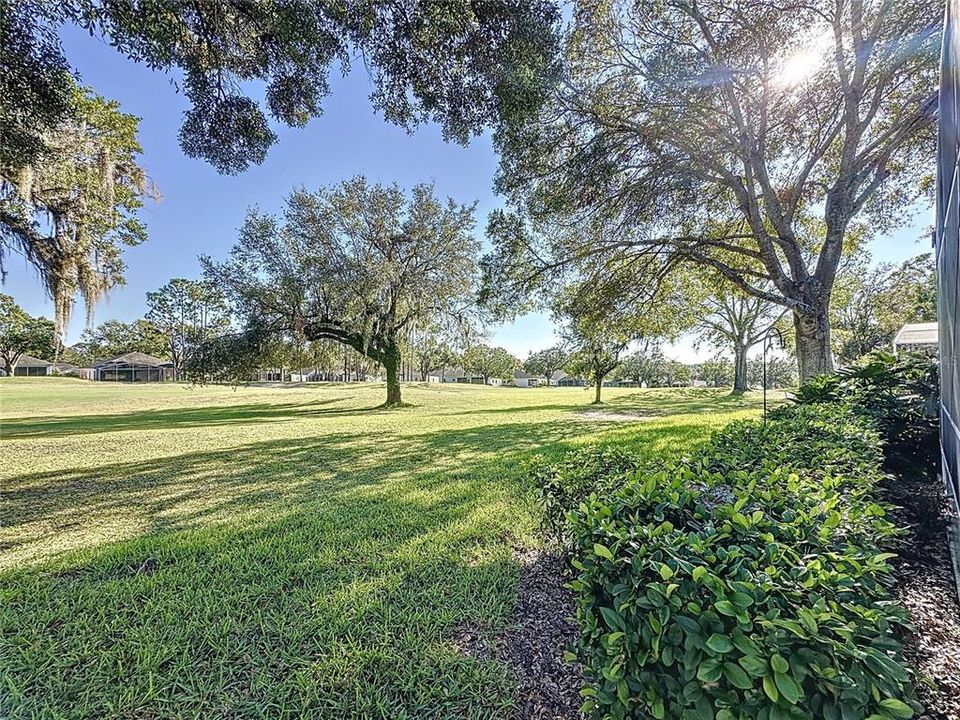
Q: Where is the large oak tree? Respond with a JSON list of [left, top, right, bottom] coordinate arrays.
[[0, 84, 152, 343], [694, 282, 785, 392], [203, 177, 479, 406], [492, 0, 940, 380], [2, 0, 559, 336], [3, 0, 560, 174]]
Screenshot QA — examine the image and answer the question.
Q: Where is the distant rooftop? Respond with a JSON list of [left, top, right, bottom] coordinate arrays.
[[95, 352, 172, 367], [15, 354, 52, 367], [893, 322, 939, 346]]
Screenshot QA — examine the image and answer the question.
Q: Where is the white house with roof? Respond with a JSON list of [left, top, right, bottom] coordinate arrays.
[[513, 370, 541, 388], [892, 322, 939, 354]]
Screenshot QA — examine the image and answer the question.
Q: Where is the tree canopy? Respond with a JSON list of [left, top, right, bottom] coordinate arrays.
[[523, 345, 569, 386], [408, 333, 456, 382], [562, 314, 628, 404], [832, 252, 937, 363], [492, 0, 940, 380], [620, 341, 667, 388], [146, 278, 230, 380], [3, 0, 560, 174], [697, 356, 735, 388], [462, 344, 520, 384], [693, 278, 784, 392], [0, 293, 56, 374], [0, 83, 153, 339], [70, 318, 168, 364], [203, 177, 479, 405]]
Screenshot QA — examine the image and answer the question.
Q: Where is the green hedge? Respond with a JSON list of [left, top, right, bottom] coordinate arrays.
[[547, 401, 919, 720], [529, 444, 641, 544]]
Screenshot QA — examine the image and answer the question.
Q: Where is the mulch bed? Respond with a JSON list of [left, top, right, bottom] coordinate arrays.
[[883, 465, 960, 720], [500, 550, 584, 720], [453, 549, 583, 719]]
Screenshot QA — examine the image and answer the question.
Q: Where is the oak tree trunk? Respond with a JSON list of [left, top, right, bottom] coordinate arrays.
[[793, 307, 833, 382], [593, 378, 602, 404], [384, 345, 402, 406], [733, 344, 748, 393], [383, 355, 401, 405]]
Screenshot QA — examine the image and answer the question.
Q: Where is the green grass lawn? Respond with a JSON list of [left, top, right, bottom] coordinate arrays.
[[0, 378, 772, 718]]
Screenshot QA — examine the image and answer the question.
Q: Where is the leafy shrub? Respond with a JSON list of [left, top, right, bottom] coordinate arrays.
[[552, 402, 918, 719], [568, 461, 914, 720], [705, 404, 886, 482], [529, 444, 641, 542], [792, 351, 938, 468], [790, 374, 843, 405]]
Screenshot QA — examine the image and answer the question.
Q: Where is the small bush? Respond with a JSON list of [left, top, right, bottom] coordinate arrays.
[[529, 444, 641, 542], [792, 351, 938, 468], [550, 401, 918, 719], [705, 404, 886, 481]]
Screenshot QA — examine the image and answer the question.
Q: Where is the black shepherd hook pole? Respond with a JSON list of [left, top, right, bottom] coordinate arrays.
[[762, 326, 787, 424]]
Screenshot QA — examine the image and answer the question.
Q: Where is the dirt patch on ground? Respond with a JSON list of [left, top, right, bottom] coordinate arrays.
[[575, 409, 653, 423], [884, 470, 960, 720]]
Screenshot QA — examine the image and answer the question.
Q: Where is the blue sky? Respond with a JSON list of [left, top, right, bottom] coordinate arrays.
[[4, 27, 935, 363]]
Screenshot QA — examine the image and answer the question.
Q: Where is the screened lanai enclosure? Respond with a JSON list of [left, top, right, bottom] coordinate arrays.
[[92, 352, 174, 382], [939, 0, 960, 512]]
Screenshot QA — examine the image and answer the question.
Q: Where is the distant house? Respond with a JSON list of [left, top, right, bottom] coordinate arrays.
[[514, 370, 541, 388], [893, 322, 939, 354], [93, 352, 174, 382], [289, 368, 333, 382], [52, 362, 80, 376], [438, 367, 464, 383], [436, 367, 486, 384], [9, 355, 53, 377], [555, 372, 587, 387]]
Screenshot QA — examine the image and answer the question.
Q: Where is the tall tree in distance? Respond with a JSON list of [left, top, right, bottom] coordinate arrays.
[[831, 252, 937, 363], [0, 294, 56, 375], [697, 356, 735, 388], [620, 341, 667, 388], [76, 319, 168, 362], [663, 359, 694, 387], [146, 278, 230, 380], [0, 83, 153, 345], [204, 177, 479, 406], [408, 332, 456, 382], [494, 0, 940, 380], [694, 284, 785, 393], [3, 1, 560, 174], [462, 344, 520, 385], [562, 314, 628, 404], [523, 345, 569, 386], [749, 356, 798, 389]]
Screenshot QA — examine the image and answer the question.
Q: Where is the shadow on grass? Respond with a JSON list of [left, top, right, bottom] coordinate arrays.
[[0, 399, 408, 439], [1, 445, 531, 716], [0, 397, 738, 718], [601, 388, 767, 416]]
